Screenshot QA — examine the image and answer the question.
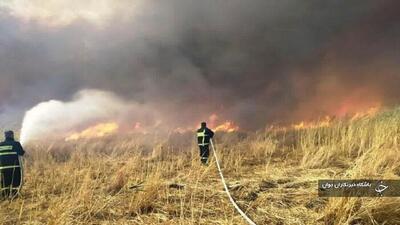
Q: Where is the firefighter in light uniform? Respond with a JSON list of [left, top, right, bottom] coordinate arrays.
[[0, 131, 25, 198], [197, 122, 214, 164]]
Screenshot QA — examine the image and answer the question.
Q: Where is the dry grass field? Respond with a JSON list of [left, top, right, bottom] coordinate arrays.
[[1, 107, 400, 225]]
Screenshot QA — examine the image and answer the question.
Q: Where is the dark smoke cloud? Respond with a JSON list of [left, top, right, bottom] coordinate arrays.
[[0, 0, 399, 130]]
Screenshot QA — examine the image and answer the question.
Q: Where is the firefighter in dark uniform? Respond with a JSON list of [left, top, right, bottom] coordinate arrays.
[[0, 130, 25, 198], [197, 122, 214, 165]]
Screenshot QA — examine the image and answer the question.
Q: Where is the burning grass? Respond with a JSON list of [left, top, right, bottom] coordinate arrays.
[[1, 107, 400, 224]]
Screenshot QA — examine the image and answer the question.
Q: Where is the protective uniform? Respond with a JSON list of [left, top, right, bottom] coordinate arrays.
[[197, 124, 214, 164], [0, 132, 25, 198]]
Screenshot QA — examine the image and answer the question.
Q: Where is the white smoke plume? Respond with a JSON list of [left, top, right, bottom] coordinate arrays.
[[20, 89, 156, 144], [0, 0, 138, 27]]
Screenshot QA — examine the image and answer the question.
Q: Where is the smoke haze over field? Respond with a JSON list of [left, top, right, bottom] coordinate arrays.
[[0, 0, 400, 132]]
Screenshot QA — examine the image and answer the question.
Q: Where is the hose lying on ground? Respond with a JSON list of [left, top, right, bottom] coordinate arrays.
[[210, 139, 257, 225]]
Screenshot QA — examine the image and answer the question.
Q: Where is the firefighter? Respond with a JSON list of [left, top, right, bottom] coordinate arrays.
[[0, 130, 25, 199], [197, 122, 214, 165]]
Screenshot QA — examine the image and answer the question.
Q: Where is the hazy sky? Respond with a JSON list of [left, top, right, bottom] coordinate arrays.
[[0, 0, 399, 130]]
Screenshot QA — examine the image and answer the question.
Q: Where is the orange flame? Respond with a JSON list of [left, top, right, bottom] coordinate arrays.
[[269, 106, 381, 132], [208, 113, 239, 132], [214, 121, 239, 133], [172, 113, 240, 134], [350, 107, 380, 121], [65, 122, 119, 141], [292, 116, 332, 130]]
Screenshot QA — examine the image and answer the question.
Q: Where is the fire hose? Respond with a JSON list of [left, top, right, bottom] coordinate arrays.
[[210, 139, 257, 225]]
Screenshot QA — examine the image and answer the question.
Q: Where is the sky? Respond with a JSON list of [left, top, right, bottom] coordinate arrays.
[[0, 0, 399, 131]]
